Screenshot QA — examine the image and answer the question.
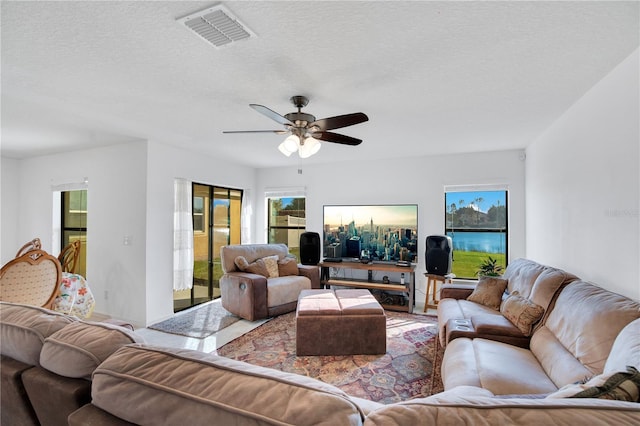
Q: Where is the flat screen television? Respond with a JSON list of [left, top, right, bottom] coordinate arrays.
[[323, 204, 418, 262]]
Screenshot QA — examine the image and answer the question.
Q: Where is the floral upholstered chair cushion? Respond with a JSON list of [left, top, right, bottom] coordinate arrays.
[[53, 273, 95, 319]]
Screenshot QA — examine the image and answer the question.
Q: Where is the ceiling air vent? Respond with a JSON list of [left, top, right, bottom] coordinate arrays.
[[177, 4, 255, 48]]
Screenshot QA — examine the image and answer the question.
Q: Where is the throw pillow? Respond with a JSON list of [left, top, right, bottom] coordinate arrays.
[[234, 256, 269, 278], [466, 276, 508, 310], [262, 255, 280, 278], [500, 291, 545, 336], [278, 256, 299, 277], [234, 255, 248, 271], [547, 366, 640, 402], [571, 366, 640, 401]]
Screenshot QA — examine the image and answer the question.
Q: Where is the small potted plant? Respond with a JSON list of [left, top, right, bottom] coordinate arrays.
[[476, 256, 505, 277]]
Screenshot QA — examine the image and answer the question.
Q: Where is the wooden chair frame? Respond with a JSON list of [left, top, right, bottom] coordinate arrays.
[[15, 238, 42, 257], [58, 240, 81, 274], [1, 249, 62, 310]]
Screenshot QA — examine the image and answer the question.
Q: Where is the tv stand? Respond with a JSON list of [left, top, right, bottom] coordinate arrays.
[[319, 261, 416, 313]]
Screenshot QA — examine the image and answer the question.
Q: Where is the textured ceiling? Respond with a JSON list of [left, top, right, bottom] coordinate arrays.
[[2, 1, 638, 168]]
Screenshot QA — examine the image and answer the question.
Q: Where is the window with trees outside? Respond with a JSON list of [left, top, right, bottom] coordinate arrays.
[[445, 189, 508, 279], [267, 197, 306, 261]]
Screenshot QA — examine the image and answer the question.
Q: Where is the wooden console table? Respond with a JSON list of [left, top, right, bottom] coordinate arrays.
[[319, 261, 415, 313]]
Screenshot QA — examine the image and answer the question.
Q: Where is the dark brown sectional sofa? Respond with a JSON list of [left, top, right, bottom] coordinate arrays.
[[0, 303, 143, 425]]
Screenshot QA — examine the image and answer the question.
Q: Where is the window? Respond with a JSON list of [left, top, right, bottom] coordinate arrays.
[[444, 189, 508, 279], [61, 190, 87, 277], [173, 183, 242, 312], [193, 196, 205, 232], [267, 196, 306, 261]]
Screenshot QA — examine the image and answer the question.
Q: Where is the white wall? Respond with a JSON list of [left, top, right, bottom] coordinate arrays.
[[1, 157, 20, 262], [0, 141, 256, 327], [526, 49, 639, 300], [2, 142, 149, 325], [256, 149, 526, 300]]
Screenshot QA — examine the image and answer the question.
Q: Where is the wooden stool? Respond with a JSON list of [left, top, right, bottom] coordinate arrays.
[[423, 273, 453, 312]]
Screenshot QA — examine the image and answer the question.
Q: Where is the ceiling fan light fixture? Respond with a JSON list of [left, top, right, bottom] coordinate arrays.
[[299, 136, 321, 158], [278, 134, 299, 157], [278, 141, 294, 157], [283, 135, 299, 152]]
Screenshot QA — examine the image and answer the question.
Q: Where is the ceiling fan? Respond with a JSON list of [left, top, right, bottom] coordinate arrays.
[[223, 96, 368, 158]]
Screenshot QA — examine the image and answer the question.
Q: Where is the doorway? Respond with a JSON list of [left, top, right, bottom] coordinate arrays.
[[173, 183, 242, 312], [61, 190, 87, 277]]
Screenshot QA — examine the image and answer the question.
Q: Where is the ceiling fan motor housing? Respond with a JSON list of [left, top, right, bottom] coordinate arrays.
[[286, 96, 315, 129], [284, 112, 316, 127], [290, 95, 309, 108]]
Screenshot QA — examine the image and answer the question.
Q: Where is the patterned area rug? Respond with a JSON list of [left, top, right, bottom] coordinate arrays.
[[214, 311, 443, 404], [148, 300, 240, 338]]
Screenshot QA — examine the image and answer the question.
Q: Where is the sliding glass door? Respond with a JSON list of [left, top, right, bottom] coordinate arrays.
[[173, 183, 242, 312]]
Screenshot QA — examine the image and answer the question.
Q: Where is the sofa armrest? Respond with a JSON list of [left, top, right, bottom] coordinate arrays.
[[297, 265, 320, 289], [220, 272, 268, 321], [469, 315, 530, 348], [441, 283, 476, 300], [471, 315, 524, 337]]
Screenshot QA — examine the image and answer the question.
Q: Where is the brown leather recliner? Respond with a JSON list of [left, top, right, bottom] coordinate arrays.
[[219, 244, 320, 321]]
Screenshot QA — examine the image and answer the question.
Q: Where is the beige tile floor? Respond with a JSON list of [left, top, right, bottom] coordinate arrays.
[[132, 297, 437, 353], [133, 299, 268, 353]]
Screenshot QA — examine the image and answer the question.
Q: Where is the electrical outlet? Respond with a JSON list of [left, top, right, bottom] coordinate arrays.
[[104, 290, 109, 300]]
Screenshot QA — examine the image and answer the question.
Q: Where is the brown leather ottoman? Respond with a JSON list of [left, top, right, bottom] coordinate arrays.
[[296, 289, 386, 356]]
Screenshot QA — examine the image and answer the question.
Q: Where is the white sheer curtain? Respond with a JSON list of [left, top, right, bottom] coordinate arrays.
[[241, 189, 253, 244], [173, 178, 194, 291]]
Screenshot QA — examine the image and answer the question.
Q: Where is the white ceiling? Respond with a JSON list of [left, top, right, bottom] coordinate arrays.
[[2, 1, 638, 168]]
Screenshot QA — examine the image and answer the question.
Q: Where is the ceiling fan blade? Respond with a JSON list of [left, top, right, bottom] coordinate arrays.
[[309, 112, 368, 131], [311, 131, 362, 146], [249, 104, 294, 126], [223, 130, 289, 134]]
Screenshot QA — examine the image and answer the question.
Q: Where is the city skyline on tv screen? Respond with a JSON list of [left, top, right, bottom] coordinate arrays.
[[323, 204, 418, 262]]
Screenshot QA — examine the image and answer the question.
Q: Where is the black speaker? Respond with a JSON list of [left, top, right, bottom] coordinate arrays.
[[425, 235, 453, 275], [300, 232, 321, 265]]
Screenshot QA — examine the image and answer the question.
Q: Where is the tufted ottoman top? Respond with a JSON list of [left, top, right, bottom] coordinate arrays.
[[297, 289, 341, 315], [297, 289, 384, 316], [335, 289, 384, 315]]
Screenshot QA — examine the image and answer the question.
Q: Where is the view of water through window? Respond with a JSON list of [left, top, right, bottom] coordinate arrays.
[[445, 190, 508, 279], [446, 231, 506, 254]]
